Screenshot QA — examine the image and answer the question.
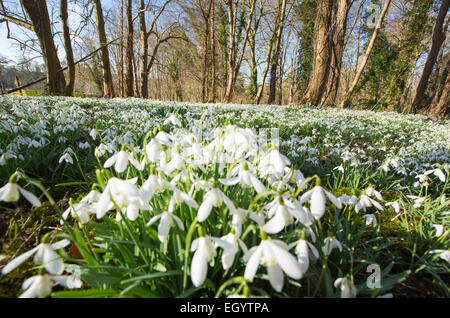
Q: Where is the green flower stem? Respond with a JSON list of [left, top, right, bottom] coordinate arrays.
[[183, 218, 198, 289]]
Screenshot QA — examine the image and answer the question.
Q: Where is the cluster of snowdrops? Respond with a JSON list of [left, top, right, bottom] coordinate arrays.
[[0, 96, 448, 298]]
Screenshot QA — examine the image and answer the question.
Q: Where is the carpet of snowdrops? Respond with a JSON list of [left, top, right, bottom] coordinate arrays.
[[0, 95, 449, 298]]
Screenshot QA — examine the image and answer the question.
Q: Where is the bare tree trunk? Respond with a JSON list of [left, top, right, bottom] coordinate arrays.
[[267, 0, 287, 104], [321, 0, 352, 106], [139, 0, 149, 98], [410, 0, 449, 113], [288, 38, 299, 104], [93, 0, 115, 97], [304, 0, 333, 106], [431, 55, 449, 116], [125, 0, 134, 97], [224, 0, 256, 102], [21, 0, 66, 95], [119, 0, 124, 97], [60, 0, 75, 96], [199, 0, 212, 103], [210, 0, 216, 102], [339, 0, 392, 108]]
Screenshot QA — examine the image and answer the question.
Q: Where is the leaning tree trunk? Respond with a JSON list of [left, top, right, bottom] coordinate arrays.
[[267, 0, 287, 104], [304, 0, 333, 106], [21, 0, 65, 95], [339, 0, 392, 108], [431, 55, 450, 116], [93, 0, 115, 97], [60, 0, 75, 96], [321, 0, 352, 106], [125, 0, 134, 97], [410, 0, 449, 114]]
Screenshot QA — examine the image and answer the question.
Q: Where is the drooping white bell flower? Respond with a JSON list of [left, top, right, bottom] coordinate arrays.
[[1, 239, 70, 275], [163, 114, 182, 126], [424, 168, 446, 182], [290, 239, 319, 275], [262, 196, 309, 234], [18, 273, 82, 298], [96, 177, 150, 220], [0, 182, 41, 207], [62, 190, 100, 224], [104, 150, 142, 173], [215, 232, 246, 271], [244, 239, 303, 292], [386, 201, 401, 214], [197, 187, 237, 222], [362, 214, 378, 228], [145, 131, 173, 163], [146, 210, 185, 242], [301, 186, 342, 220], [429, 250, 450, 263], [407, 195, 426, 208], [58, 152, 73, 164], [431, 224, 444, 237], [355, 194, 384, 213], [259, 148, 291, 179], [334, 277, 357, 298], [323, 237, 343, 256], [161, 179, 198, 210], [140, 174, 164, 202], [219, 162, 266, 194], [190, 236, 217, 287]]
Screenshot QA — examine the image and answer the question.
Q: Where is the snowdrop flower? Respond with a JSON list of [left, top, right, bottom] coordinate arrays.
[[1, 239, 70, 275], [219, 163, 266, 194], [407, 195, 426, 208], [162, 152, 186, 175], [334, 277, 357, 298], [104, 150, 142, 173], [333, 165, 344, 173], [429, 250, 450, 263], [362, 214, 378, 228], [79, 141, 90, 150], [301, 185, 342, 220], [89, 128, 98, 140], [0, 152, 16, 166], [338, 194, 358, 206], [355, 194, 384, 213], [197, 187, 236, 222], [95, 143, 108, 157], [386, 201, 401, 214], [323, 237, 343, 256], [190, 236, 217, 287], [59, 152, 73, 165], [145, 131, 173, 163], [19, 273, 82, 298], [259, 148, 291, 179], [291, 239, 319, 274], [96, 177, 150, 220], [162, 180, 198, 210], [215, 232, 246, 270], [146, 210, 185, 242], [424, 168, 446, 182], [365, 186, 383, 201], [431, 224, 444, 237], [0, 182, 41, 207], [140, 174, 164, 202], [244, 238, 303, 292], [163, 114, 181, 126], [262, 196, 309, 234]]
